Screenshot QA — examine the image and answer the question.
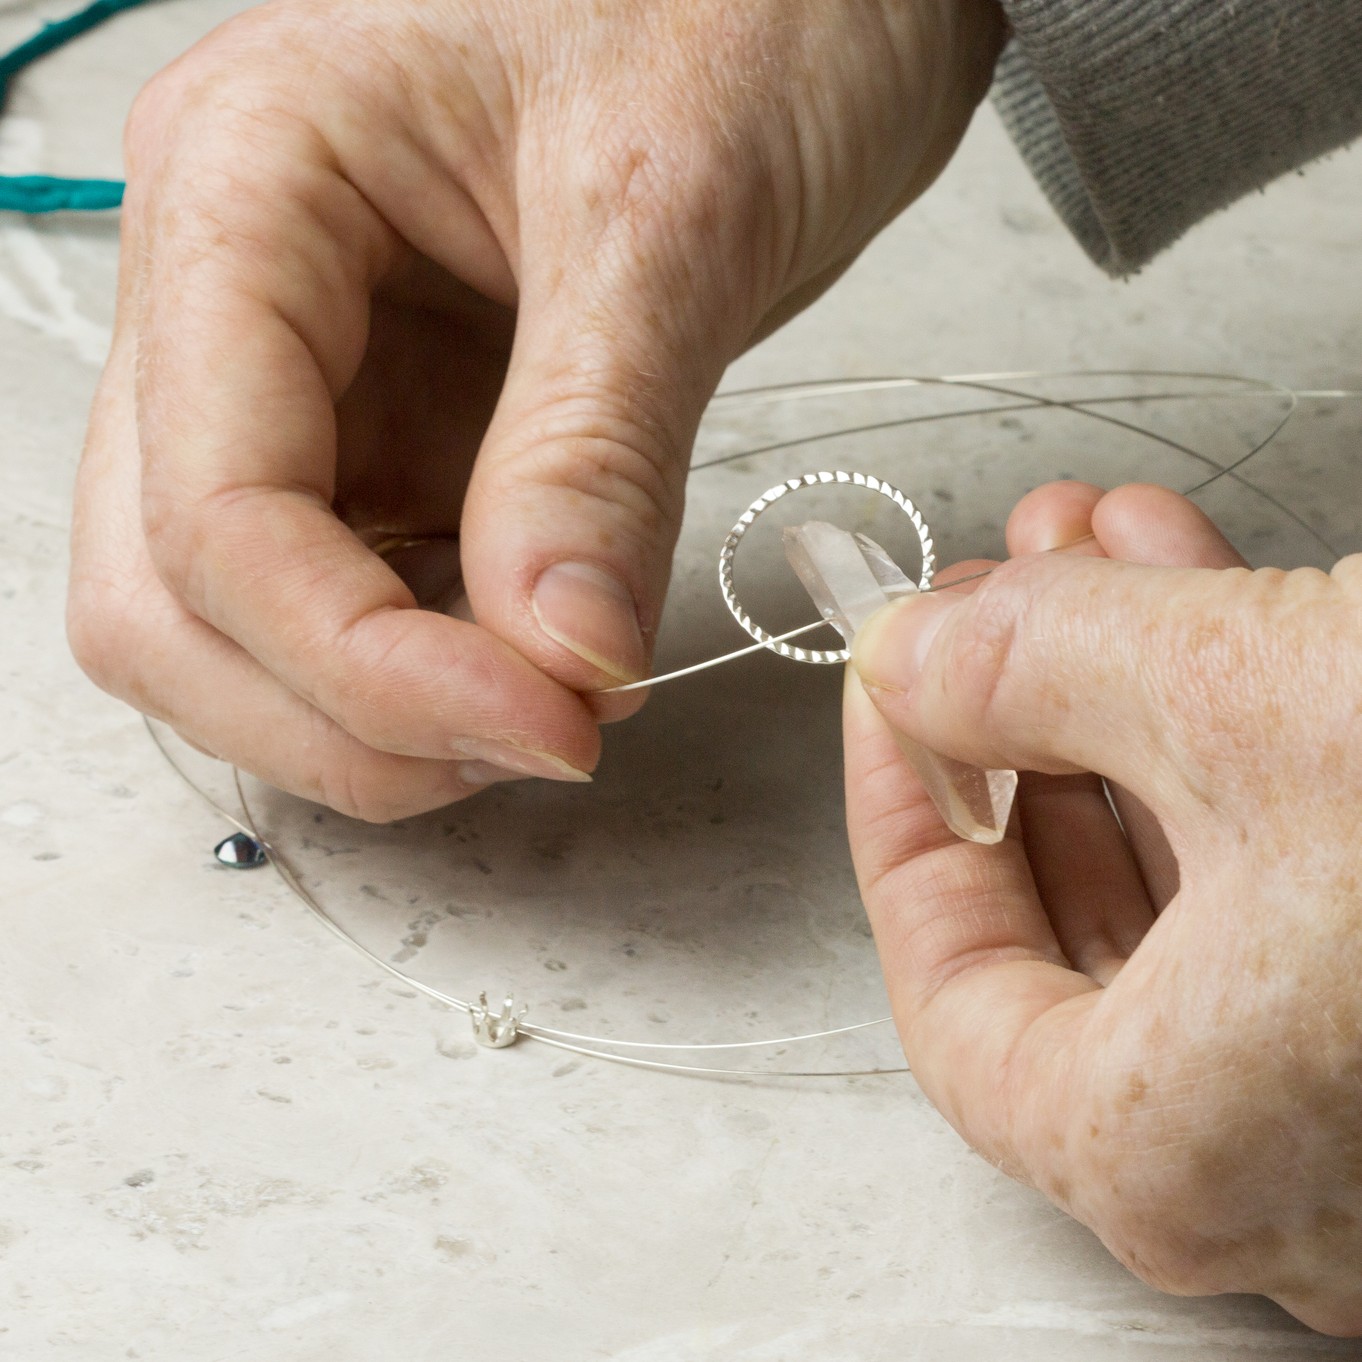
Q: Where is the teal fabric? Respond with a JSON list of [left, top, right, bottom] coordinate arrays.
[[0, 0, 157, 214]]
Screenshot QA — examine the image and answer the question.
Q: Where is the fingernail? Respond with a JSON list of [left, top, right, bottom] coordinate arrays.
[[456, 761, 531, 789], [532, 561, 646, 684], [852, 591, 962, 692], [450, 736, 592, 783]]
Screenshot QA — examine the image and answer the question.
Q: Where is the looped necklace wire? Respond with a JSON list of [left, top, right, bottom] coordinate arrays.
[[159, 370, 1362, 1079], [175, 464, 932, 1078], [9, 1, 1360, 1079]]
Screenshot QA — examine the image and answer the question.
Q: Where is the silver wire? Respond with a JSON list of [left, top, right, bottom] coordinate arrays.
[[605, 618, 838, 694], [601, 372, 1331, 698], [147, 372, 1362, 1080], [147, 722, 908, 1075], [697, 372, 1321, 551], [605, 569, 995, 694]]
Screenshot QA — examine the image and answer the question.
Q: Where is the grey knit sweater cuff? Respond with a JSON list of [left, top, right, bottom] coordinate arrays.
[[993, 0, 1362, 274]]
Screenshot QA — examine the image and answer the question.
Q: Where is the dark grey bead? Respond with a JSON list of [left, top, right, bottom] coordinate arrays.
[[214, 832, 267, 869]]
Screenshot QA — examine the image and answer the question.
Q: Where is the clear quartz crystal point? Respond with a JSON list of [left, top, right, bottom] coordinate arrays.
[[783, 520, 1018, 845]]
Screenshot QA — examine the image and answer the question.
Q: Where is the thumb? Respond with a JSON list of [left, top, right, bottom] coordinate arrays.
[[458, 262, 731, 707], [850, 552, 1235, 825]]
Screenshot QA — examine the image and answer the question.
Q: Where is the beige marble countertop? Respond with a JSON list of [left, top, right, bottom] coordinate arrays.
[[3, 2, 1361, 1357]]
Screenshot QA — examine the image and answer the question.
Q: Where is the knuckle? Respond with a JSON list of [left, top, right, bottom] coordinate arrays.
[[66, 590, 122, 691], [312, 749, 449, 825], [323, 612, 500, 760], [123, 24, 251, 171], [944, 557, 1037, 730], [123, 67, 188, 175], [66, 570, 147, 697], [1103, 1211, 1216, 1297], [576, 114, 702, 236], [1117, 1203, 1297, 1300], [125, 11, 335, 200], [498, 406, 686, 556], [322, 619, 433, 752], [1331, 552, 1362, 598], [1163, 574, 1268, 734], [1078, 1073, 1270, 1299], [1161, 566, 1331, 785], [318, 771, 403, 825], [557, 104, 773, 340], [1276, 1292, 1362, 1339], [1086, 1151, 1225, 1295], [534, 432, 679, 544], [139, 483, 205, 606]]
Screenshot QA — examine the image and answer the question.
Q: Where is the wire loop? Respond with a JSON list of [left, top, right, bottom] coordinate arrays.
[[718, 470, 934, 664]]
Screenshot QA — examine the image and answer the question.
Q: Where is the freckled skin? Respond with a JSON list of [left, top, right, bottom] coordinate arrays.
[[847, 482, 1362, 1336], [67, 0, 1007, 820]]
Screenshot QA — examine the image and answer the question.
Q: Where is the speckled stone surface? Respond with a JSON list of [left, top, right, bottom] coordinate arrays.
[[3, 2, 1361, 1358]]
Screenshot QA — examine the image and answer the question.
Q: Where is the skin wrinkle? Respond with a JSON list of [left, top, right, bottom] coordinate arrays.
[[550, 157, 758, 371], [847, 482, 1362, 1332], [71, 0, 1362, 1333], [186, 482, 354, 599], [502, 413, 683, 528], [964, 981, 1097, 1182], [1111, 957, 1361, 1289]]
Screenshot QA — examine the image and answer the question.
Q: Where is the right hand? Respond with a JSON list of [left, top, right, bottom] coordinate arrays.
[[844, 482, 1362, 1334], [67, 0, 1006, 820]]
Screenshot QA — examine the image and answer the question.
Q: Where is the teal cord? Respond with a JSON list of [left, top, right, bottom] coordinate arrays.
[[0, 0, 158, 214], [0, 173, 125, 211]]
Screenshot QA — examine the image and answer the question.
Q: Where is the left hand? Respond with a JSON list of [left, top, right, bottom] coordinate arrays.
[[66, 0, 1006, 822]]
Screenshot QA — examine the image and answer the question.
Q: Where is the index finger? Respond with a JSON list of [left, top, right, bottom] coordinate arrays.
[[844, 668, 1099, 1178], [127, 81, 598, 771]]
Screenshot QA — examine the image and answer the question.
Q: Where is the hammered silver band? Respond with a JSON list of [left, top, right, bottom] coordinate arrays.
[[718, 470, 935, 664]]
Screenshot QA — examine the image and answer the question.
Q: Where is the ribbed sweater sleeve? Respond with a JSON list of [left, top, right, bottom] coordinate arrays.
[[992, 0, 1362, 273]]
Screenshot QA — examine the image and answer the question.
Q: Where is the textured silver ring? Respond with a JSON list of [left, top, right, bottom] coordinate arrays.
[[719, 470, 935, 664]]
